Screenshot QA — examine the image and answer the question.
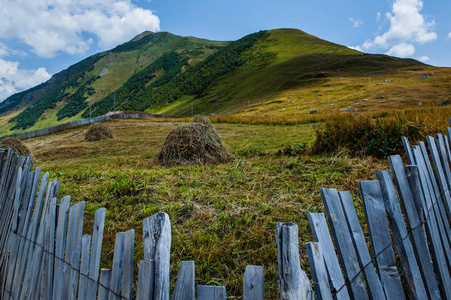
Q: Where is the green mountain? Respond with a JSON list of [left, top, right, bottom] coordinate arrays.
[[2, 28, 449, 134], [0, 31, 226, 131]]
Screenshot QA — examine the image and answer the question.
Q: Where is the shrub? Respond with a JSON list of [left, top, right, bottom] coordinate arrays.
[[312, 112, 443, 158]]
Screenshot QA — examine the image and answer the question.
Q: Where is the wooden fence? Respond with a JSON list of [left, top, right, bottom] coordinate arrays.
[[3, 112, 174, 140], [1, 119, 451, 299]]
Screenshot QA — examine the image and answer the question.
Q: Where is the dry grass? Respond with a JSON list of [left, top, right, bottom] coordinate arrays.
[[0, 137, 32, 157], [153, 122, 233, 166], [192, 115, 214, 129], [84, 123, 115, 142], [21, 118, 394, 298]]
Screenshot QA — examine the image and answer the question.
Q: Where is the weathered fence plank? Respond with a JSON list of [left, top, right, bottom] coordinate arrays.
[[78, 234, 92, 300], [436, 134, 451, 188], [402, 136, 414, 164], [405, 164, 451, 299], [109, 231, 125, 300], [86, 207, 106, 299], [171, 261, 195, 300], [143, 212, 171, 300], [276, 222, 313, 300], [320, 188, 368, 300], [137, 259, 155, 300], [243, 265, 264, 300], [308, 213, 350, 300], [41, 196, 57, 299], [0, 149, 4, 177], [412, 145, 451, 269], [122, 229, 135, 299], [14, 170, 48, 298], [306, 242, 332, 300], [426, 136, 451, 219], [388, 155, 446, 299], [338, 191, 386, 300], [64, 202, 86, 299], [98, 269, 112, 300], [359, 181, 405, 298], [52, 196, 71, 300], [61, 203, 76, 299], [2, 166, 22, 300], [197, 285, 226, 300], [376, 170, 435, 299], [24, 179, 55, 299], [0, 152, 20, 260], [418, 141, 451, 242]]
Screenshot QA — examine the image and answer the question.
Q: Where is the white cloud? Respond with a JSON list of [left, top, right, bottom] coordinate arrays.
[[418, 56, 430, 62], [0, 0, 160, 58], [448, 32, 451, 39], [0, 43, 26, 57], [361, 0, 436, 57], [376, 12, 381, 22], [347, 45, 363, 52], [386, 43, 415, 57], [0, 58, 51, 101], [349, 18, 363, 28]]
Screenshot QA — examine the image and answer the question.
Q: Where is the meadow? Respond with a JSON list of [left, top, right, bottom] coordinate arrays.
[[21, 116, 394, 298]]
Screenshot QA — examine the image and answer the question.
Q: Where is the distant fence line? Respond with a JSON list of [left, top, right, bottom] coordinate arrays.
[[1, 118, 451, 298], [4, 112, 175, 140]]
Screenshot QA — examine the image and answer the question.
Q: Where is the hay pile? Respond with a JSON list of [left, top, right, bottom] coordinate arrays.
[[0, 137, 32, 157], [84, 123, 115, 142], [193, 115, 214, 129], [153, 122, 233, 166]]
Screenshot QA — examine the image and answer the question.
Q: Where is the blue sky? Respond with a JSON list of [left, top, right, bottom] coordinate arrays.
[[0, 0, 449, 102]]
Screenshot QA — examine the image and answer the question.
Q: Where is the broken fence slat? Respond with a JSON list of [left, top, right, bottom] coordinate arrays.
[[375, 171, 429, 299], [405, 165, 451, 299], [276, 222, 313, 300], [321, 188, 368, 300], [359, 180, 405, 299], [69, 201, 85, 299], [413, 145, 451, 270], [243, 265, 264, 300], [109, 231, 125, 300], [98, 269, 112, 300], [137, 260, 155, 300], [338, 191, 386, 300], [143, 212, 171, 300], [171, 261, 195, 300], [308, 213, 350, 300], [389, 155, 447, 299], [306, 242, 332, 300], [52, 196, 71, 300], [121, 229, 135, 300], [78, 234, 91, 300], [197, 285, 226, 300], [86, 207, 106, 300]]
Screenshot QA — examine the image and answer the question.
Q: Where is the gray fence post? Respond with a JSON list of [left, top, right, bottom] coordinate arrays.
[[276, 222, 313, 300]]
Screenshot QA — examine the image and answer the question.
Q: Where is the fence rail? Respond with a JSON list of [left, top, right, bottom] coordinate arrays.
[[1, 119, 451, 299], [3, 112, 175, 140]]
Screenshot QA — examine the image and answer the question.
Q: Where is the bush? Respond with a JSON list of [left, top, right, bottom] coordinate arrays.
[[311, 112, 438, 158]]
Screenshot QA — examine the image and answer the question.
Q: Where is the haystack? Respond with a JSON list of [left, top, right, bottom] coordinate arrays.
[[0, 137, 32, 157], [84, 123, 115, 142], [193, 115, 214, 129], [153, 123, 233, 166]]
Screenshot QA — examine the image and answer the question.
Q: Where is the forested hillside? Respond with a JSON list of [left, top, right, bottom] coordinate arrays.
[[1, 28, 449, 135]]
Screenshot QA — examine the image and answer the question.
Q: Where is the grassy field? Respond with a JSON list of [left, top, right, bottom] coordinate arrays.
[[21, 117, 391, 298]]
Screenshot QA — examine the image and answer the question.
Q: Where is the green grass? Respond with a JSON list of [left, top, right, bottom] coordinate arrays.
[[1, 28, 449, 134], [23, 119, 388, 298], [162, 29, 449, 118]]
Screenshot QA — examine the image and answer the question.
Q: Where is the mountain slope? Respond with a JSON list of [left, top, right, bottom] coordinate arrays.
[[1, 28, 450, 135], [2, 31, 226, 131]]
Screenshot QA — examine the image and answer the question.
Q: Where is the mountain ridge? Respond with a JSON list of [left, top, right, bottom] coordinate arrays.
[[1, 28, 449, 135]]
